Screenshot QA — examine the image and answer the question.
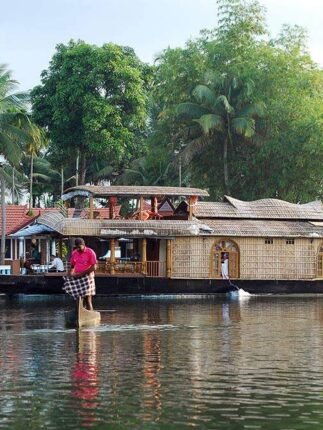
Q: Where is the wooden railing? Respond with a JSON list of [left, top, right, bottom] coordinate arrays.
[[96, 260, 167, 277], [147, 261, 166, 277], [97, 260, 143, 275]]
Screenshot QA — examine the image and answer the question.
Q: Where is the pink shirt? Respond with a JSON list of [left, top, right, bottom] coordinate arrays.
[[70, 247, 97, 274]]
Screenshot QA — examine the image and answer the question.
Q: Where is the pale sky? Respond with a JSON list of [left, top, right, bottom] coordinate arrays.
[[1, 0, 322, 92]]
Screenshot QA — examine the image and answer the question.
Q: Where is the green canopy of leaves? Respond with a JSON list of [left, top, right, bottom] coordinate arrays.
[[31, 40, 151, 185]]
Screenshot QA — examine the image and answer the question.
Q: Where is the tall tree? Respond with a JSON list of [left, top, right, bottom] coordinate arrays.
[[176, 73, 265, 194], [23, 124, 47, 210], [146, 0, 323, 201], [31, 40, 151, 186], [0, 65, 34, 263]]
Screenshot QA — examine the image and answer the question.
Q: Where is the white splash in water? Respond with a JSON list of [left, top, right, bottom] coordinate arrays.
[[238, 288, 251, 297], [228, 288, 252, 299]]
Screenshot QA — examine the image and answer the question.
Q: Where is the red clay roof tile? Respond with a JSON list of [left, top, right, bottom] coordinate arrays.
[[0, 205, 40, 235]]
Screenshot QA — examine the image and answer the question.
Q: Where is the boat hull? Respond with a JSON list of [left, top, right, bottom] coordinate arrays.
[[2, 274, 323, 295], [65, 297, 101, 328]]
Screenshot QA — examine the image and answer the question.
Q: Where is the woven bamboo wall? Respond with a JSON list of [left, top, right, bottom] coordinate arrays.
[[172, 237, 212, 279], [238, 237, 320, 279], [172, 237, 322, 280]]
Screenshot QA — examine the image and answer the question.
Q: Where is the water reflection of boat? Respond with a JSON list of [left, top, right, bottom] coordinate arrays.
[[65, 297, 101, 328], [71, 330, 99, 427]]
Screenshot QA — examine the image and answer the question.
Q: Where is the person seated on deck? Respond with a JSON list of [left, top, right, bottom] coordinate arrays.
[[132, 252, 140, 261], [23, 244, 41, 273], [48, 254, 65, 272]]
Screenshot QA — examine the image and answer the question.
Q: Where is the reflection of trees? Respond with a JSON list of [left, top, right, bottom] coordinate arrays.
[[71, 331, 100, 428]]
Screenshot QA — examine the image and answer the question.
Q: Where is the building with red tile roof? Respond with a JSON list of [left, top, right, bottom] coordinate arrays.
[[0, 205, 40, 235]]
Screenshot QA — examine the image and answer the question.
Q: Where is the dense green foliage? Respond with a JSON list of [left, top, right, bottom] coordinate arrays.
[[145, 0, 323, 202], [17, 0, 323, 203], [0, 64, 46, 261], [31, 40, 151, 186]]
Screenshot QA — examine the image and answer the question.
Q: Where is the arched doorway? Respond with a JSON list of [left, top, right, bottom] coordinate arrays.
[[210, 239, 239, 279], [317, 243, 323, 278]]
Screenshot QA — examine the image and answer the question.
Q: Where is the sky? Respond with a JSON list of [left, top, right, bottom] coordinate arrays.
[[1, 0, 322, 92]]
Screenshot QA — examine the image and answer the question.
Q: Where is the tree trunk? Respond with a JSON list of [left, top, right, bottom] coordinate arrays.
[[29, 154, 34, 211], [0, 172, 6, 265], [75, 151, 79, 186], [61, 167, 64, 196], [223, 137, 230, 195], [80, 155, 87, 185], [12, 167, 15, 204]]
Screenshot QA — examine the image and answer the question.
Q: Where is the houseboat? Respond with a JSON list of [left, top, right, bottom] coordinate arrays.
[[2, 185, 323, 295]]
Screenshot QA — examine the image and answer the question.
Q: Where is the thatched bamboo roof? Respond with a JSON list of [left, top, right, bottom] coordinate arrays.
[[37, 211, 213, 237], [203, 219, 323, 238], [62, 185, 209, 199], [195, 196, 323, 220]]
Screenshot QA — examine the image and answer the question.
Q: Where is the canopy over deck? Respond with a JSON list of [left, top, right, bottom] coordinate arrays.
[[62, 185, 209, 200]]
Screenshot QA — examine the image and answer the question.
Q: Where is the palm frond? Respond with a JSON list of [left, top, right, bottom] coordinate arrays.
[[32, 173, 52, 181], [0, 132, 22, 166], [176, 102, 209, 120], [232, 117, 255, 138], [192, 84, 217, 109], [215, 95, 234, 113], [238, 101, 266, 118], [195, 114, 224, 134], [93, 165, 115, 181]]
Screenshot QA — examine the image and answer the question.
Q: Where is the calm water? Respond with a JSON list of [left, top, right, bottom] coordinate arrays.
[[1, 292, 323, 429]]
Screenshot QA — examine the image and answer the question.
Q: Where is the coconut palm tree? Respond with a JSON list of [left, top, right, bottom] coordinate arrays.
[[23, 123, 47, 211], [176, 72, 265, 195], [0, 64, 39, 263], [21, 155, 61, 206]]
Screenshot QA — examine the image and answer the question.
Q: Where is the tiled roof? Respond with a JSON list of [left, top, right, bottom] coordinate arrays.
[[0, 205, 39, 235], [203, 219, 323, 238], [195, 197, 323, 220]]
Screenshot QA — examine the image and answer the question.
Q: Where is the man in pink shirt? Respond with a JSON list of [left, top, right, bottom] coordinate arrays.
[[67, 237, 97, 310]]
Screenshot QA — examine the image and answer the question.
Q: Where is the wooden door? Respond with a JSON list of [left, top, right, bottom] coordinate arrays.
[[210, 239, 239, 279]]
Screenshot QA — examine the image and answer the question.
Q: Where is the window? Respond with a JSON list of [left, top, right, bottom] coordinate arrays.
[[5, 239, 11, 259], [286, 239, 294, 245], [265, 238, 273, 244]]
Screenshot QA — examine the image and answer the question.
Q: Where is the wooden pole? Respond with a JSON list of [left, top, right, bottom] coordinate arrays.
[[58, 238, 63, 258], [110, 238, 116, 275], [89, 195, 94, 220], [151, 196, 158, 214], [141, 238, 147, 275], [166, 239, 172, 278], [188, 196, 197, 220], [139, 196, 144, 220]]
